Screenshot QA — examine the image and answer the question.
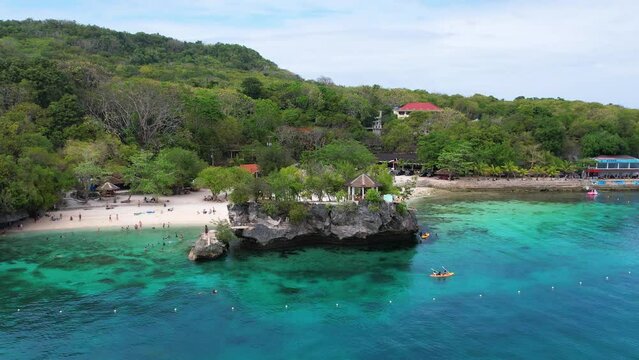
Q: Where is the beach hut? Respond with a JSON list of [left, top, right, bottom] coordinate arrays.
[[347, 174, 381, 201], [99, 181, 120, 197]]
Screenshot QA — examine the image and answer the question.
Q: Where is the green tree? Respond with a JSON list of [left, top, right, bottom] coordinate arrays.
[[155, 147, 206, 193], [581, 131, 628, 157], [301, 140, 375, 170], [196, 166, 253, 200], [240, 77, 263, 99], [123, 151, 175, 196], [267, 166, 304, 201], [73, 161, 106, 200], [436, 142, 475, 177]]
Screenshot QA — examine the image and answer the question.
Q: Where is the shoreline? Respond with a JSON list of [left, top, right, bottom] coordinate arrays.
[[3, 191, 229, 235], [5, 176, 637, 235]]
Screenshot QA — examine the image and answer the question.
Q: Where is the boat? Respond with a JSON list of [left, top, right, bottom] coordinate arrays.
[[421, 232, 431, 240], [587, 189, 599, 196], [430, 272, 455, 278]]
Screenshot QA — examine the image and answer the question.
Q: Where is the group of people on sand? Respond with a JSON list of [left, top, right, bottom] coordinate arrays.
[[197, 208, 216, 215]]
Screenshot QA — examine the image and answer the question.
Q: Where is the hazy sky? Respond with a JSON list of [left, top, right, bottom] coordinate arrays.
[[2, 0, 638, 107]]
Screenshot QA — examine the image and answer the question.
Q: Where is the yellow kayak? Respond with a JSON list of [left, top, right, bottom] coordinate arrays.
[[430, 272, 455, 278], [421, 232, 430, 240]]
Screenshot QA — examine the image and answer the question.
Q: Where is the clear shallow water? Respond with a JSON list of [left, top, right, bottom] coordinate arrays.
[[2, 192, 639, 359]]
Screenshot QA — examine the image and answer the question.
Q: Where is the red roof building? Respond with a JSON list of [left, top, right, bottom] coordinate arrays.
[[393, 102, 442, 118], [239, 164, 261, 176]]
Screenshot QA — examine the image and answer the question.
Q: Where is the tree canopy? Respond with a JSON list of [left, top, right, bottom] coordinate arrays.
[[2, 19, 639, 218]]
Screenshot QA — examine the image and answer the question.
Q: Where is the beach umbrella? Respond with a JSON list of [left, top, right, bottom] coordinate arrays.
[[99, 182, 120, 191]]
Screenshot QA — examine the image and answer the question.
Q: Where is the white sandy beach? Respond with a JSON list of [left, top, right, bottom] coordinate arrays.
[[9, 190, 229, 233], [6, 175, 597, 234]]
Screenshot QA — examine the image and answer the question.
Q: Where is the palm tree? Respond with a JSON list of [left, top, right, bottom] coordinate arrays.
[[502, 161, 518, 179]]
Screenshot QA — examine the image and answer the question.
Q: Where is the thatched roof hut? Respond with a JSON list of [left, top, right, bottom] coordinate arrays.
[[99, 181, 120, 196]]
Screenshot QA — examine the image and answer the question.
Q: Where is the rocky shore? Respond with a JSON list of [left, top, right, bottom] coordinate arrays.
[[188, 232, 228, 261], [227, 201, 419, 250]]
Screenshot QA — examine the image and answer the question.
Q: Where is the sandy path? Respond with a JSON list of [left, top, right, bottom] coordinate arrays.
[[8, 191, 230, 233]]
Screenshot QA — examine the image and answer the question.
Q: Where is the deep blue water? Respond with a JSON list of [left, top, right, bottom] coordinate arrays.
[[1, 192, 639, 359]]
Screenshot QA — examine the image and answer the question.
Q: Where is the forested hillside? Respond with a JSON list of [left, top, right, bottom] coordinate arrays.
[[1, 19, 639, 217]]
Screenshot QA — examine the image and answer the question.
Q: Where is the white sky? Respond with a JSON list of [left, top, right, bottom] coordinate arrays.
[[1, 0, 638, 107]]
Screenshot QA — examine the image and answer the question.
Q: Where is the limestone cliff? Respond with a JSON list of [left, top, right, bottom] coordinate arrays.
[[228, 202, 419, 249]]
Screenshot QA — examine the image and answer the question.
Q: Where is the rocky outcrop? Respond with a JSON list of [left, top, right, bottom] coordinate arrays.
[[228, 202, 419, 250], [188, 232, 228, 261]]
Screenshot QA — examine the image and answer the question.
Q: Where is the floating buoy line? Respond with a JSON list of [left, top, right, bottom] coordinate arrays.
[[9, 271, 633, 316]]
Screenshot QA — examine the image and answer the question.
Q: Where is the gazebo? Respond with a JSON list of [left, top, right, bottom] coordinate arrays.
[[99, 181, 120, 197], [347, 174, 381, 201]]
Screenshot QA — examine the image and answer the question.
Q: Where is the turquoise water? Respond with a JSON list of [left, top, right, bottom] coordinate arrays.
[[2, 192, 639, 359]]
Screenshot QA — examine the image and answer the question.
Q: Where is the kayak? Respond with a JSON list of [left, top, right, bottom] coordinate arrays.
[[421, 232, 430, 240], [430, 272, 455, 278]]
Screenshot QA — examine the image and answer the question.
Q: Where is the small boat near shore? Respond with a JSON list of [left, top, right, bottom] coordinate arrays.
[[430, 272, 455, 278], [587, 189, 599, 196], [420, 232, 430, 240], [430, 267, 454, 278]]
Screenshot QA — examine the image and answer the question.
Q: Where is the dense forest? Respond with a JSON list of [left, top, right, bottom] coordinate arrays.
[[1, 19, 639, 218]]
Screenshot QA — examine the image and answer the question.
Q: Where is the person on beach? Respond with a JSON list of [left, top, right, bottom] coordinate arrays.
[[70, 216, 73, 221], [116, 214, 119, 221], [139, 220, 142, 229], [109, 215, 112, 222], [78, 213, 81, 221], [205, 224, 208, 234]]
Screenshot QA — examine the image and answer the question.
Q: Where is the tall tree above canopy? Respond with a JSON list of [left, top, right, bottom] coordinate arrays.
[[301, 139, 375, 170], [89, 79, 183, 148]]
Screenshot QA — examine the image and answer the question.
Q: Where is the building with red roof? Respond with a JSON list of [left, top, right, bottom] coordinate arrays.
[[239, 164, 261, 177], [393, 102, 442, 119]]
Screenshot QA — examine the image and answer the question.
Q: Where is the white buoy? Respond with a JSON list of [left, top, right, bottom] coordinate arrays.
[[479, 294, 482, 298], [17, 308, 20, 312], [113, 309, 117, 313], [606, 276, 609, 280], [432, 297, 436, 301], [59, 310, 62, 313], [517, 290, 521, 294], [285, 305, 288, 309], [335, 303, 339, 308], [551, 286, 554, 290], [389, 300, 392, 304], [174, 308, 177, 312], [579, 281, 582, 285], [629, 271, 632, 274]]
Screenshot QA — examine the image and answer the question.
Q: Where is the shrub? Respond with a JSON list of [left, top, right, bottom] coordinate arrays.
[[229, 182, 251, 204], [338, 201, 358, 214], [288, 202, 309, 224], [260, 200, 278, 217], [364, 189, 383, 204], [214, 221, 237, 245], [396, 202, 408, 216]]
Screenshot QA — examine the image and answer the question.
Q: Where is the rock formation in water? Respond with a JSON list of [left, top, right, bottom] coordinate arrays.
[[188, 232, 227, 261], [228, 201, 419, 249]]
